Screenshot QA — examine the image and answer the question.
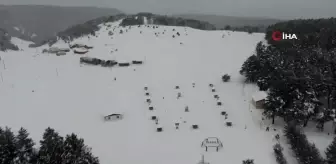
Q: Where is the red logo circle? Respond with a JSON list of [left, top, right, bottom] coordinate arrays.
[[272, 31, 282, 41]]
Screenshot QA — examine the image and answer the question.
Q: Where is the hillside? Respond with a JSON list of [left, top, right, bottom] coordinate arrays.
[[0, 5, 122, 43], [175, 14, 283, 29], [0, 18, 333, 164]]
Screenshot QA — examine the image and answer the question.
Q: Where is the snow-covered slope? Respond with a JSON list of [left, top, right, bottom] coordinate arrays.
[[0, 20, 330, 164]]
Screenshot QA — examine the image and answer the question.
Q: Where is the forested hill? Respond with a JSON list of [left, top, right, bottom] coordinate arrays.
[[265, 18, 336, 50], [240, 17, 336, 132]]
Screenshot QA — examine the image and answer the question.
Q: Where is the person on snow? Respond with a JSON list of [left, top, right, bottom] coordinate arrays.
[[185, 106, 189, 112], [177, 92, 182, 99], [175, 122, 180, 129]]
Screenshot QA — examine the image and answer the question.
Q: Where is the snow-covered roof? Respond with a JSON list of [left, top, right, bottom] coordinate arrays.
[[252, 91, 268, 101]]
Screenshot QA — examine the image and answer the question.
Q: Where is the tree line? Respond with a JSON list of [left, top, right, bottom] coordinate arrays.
[[240, 17, 336, 132], [283, 122, 336, 164], [0, 126, 99, 164]]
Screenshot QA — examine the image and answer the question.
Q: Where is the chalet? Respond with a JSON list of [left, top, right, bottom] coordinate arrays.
[[73, 48, 89, 54], [251, 91, 268, 109], [104, 114, 123, 121]]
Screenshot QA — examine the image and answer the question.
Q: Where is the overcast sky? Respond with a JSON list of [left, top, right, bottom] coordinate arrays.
[[1, 0, 335, 19]]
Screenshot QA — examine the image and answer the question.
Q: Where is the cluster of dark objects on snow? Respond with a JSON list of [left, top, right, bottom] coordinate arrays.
[[209, 83, 231, 127], [0, 126, 99, 163], [80, 57, 143, 68], [144, 86, 162, 132]]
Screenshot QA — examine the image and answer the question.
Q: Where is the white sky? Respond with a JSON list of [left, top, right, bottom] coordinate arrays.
[[1, 0, 336, 19]]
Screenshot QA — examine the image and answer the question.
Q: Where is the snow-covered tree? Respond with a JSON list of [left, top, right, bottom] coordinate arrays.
[[326, 136, 336, 164], [62, 133, 99, 164], [263, 87, 286, 124], [284, 123, 324, 164], [14, 127, 36, 164], [273, 143, 287, 164], [0, 127, 17, 164], [38, 127, 65, 164]]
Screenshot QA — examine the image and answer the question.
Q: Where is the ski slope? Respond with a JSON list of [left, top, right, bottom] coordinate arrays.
[[0, 19, 332, 164]]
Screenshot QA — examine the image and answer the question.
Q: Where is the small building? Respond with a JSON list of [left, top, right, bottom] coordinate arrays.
[[56, 51, 66, 56], [48, 47, 60, 53], [252, 91, 268, 109], [104, 114, 123, 121]]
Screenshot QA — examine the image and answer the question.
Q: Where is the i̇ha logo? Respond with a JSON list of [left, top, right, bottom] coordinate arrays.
[[272, 31, 297, 41]]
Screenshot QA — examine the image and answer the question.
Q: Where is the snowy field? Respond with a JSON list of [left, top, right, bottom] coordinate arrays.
[[0, 19, 333, 164]]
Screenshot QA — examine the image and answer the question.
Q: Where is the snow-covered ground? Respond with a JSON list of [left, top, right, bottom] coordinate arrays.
[[0, 20, 333, 164]]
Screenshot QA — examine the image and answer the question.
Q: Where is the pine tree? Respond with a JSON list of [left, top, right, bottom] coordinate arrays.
[[273, 143, 287, 164], [63, 133, 99, 164], [240, 55, 262, 83], [0, 127, 17, 164], [326, 136, 336, 164], [38, 127, 65, 164], [284, 123, 324, 164], [14, 127, 36, 164], [263, 87, 286, 124]]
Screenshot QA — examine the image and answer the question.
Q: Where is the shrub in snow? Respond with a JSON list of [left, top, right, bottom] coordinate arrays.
[[192, 125, 199, 129], [222, 74, 231, 82], [242, 159, 254, 164], [226, 122, 232, 126], [273, 143, 288, 164]]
